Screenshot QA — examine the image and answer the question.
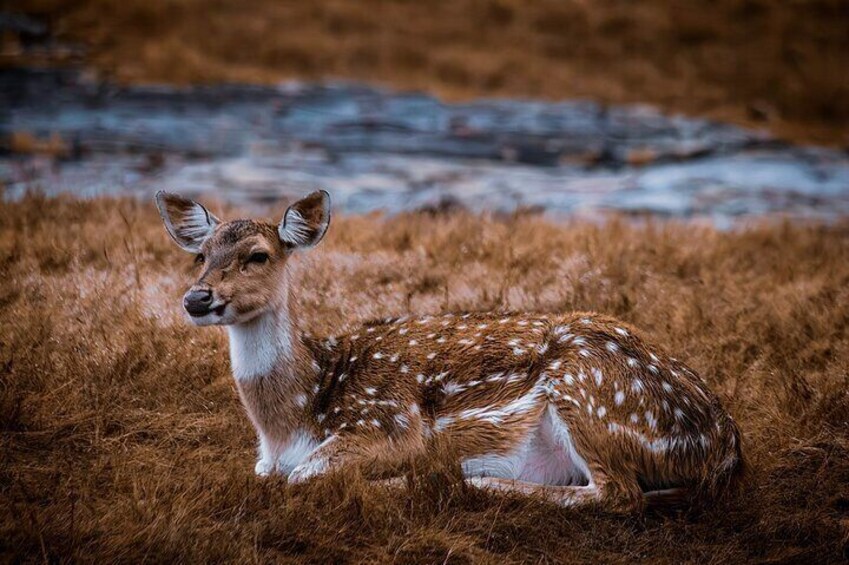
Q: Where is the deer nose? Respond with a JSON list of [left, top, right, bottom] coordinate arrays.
[[183, 289, 213, 317]]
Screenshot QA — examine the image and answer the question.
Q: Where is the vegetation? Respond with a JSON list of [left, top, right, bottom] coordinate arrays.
[[2, 194, 848, 562], [11, 0, 849, 145]]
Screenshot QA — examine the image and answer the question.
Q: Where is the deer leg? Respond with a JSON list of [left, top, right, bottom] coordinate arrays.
[[468, 472, 641, 512], [468, 477, 602, 507], [287, 433, 425, 484], [286, 436, 353, 484]]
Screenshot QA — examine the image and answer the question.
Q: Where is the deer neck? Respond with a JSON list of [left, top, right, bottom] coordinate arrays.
[[225, 284, 317, 441]]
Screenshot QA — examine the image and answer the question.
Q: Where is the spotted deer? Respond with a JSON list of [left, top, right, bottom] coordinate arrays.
[[155, 189, 744, 511]]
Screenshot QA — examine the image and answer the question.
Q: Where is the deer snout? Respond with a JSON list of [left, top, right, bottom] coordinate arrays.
[[183, 288, 214, 317]]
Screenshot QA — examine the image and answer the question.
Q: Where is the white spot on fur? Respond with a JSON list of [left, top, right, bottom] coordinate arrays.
[[597, 406, 607, 418], [662, 382, 673, 393], [365, 387, 377, 396], [394, 413, 409, 429], [427, 352, 437, 360], [614, 327, 628, 336], [644, 411, 657, 430], [506, 372, 525, 384], [443, 382, 465, 395], [614, 391, 626, 406], [606, 342, 619, 352], [434, 416, 454, 431], [563, 373, 575, 386], [400, 364, 409, 374], [592, 368, 603, 386], [409, 339, 418, 346]]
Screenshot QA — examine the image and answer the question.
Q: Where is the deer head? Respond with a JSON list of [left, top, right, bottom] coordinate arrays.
[[155, 190, 331, 326]]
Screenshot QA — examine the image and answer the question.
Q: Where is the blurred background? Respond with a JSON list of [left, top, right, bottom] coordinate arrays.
[[2, 0, 848, 223]]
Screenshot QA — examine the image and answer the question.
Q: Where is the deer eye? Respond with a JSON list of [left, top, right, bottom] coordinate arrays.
[[247, 252, 269, 264], [195, 253, 205, 264]]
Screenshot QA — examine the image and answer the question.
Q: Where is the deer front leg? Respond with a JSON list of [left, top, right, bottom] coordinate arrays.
[[287, 435, 351, 484], [255, 433, 277, 476], [288, 432, 426, 484]]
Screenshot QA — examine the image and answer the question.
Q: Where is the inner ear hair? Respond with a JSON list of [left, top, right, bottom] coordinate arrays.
[[278, 190, 331, 250], [155, 191, 220, 253]]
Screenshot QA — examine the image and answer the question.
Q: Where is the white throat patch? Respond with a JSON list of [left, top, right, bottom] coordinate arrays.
[[227, 308, 294, 380]]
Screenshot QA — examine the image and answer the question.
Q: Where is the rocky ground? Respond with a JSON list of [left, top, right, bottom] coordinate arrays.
[[4, 69, 849, 225]]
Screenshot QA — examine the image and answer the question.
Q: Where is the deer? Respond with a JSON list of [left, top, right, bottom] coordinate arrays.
[[155, 189, 744, 512]]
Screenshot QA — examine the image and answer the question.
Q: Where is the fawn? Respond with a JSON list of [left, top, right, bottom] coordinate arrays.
[[156, 189, 744, 511]]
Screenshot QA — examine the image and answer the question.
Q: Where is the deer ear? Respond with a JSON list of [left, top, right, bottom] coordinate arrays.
[[278, 190, 331, 250], [155, 191, 220, 253]]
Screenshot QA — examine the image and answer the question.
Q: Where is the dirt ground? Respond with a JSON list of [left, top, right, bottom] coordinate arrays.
[[8, 0, 849, 146], [1, 194, 848, 563]]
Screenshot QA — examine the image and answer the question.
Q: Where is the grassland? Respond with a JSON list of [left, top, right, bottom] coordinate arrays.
[[1, 194, 848, 562], [11, 0, 849, 145]]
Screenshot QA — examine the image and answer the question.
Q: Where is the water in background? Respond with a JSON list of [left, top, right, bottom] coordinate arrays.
[[3, 68, 848, 225]]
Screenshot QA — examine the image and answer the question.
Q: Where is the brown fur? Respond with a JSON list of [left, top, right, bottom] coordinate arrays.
[[156, 191, 744, 512]]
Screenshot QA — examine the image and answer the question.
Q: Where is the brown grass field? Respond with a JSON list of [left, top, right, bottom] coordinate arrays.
[[1, 194, 848, 563], [10, 0, 849, 145]]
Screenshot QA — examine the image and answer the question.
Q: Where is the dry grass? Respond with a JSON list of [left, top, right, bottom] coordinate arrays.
[[11, 0, 849, 145], [1, 194, 849, 563]]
